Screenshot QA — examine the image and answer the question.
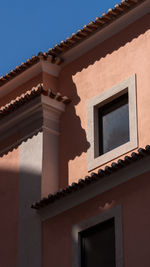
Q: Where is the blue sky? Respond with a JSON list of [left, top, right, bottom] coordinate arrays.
[[0, 0, 118, 76]]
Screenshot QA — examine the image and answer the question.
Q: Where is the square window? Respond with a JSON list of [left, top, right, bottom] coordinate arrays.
[[87, 75, 138, 171]]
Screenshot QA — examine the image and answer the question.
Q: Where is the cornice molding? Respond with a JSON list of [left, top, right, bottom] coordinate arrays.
[[0, 95, 65, 157]]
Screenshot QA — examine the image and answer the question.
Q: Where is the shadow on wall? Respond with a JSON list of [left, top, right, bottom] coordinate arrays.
[[59, 77, 90, 188], [59, 12, 150, 187], [0, 167, 41, 267], [70, 12, 150, 74]]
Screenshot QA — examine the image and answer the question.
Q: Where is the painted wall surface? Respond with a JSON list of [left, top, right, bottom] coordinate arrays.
[[58, 12, 150, 186], [42, 170, 150, 267], [0, 67, 60, 266], [42, 72, 58, 92], [18, 133, 42, 267], [42, 129, 60, 197], [0, 129, 43, 267], [0, 69, 59, 108], [0, 148, 19, 267], [1, 7, 150, 267]]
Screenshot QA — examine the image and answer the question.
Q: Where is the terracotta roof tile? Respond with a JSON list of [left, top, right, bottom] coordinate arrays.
[[0, 54, 63, 87], [48, 0, 144, 56], [0, 84, 70, 118], [0, 0, 144, 87], [31, 145, 150, 210]]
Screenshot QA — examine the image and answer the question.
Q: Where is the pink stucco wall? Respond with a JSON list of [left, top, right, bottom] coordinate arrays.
[[42, 12, 150, 267], [0, 71, 43, 266], [0, 71, 58, 108], [0, 7, 150, 267], [0, 147, 19, 267], [0, 69, 59, 266], [43, 72, 58, 92], [58, 12, 150, 187], [43, 170, 150, 267]]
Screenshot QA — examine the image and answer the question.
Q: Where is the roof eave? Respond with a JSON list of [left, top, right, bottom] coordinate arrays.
[[60, 0, 149, 66], [33, 146, 150, 220], [0, 60, 62, 99]]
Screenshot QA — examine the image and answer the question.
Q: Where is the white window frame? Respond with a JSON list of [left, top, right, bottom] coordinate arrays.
[[72, 205, 123, 267], [87, 74, 138, 171]]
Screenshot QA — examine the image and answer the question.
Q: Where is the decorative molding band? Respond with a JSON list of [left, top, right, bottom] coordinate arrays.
[[42, 126, 60, 136], [0, 94, 66, 157]]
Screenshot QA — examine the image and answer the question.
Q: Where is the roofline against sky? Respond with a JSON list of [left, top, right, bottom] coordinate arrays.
[[0, 0, 149, 93]]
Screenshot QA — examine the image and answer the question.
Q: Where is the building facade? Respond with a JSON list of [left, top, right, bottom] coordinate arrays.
[[0, 0, 150, 266]]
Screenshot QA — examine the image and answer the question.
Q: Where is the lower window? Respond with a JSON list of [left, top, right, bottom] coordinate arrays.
[[72, 205, 123, 267], [80, 218, 116, 267]]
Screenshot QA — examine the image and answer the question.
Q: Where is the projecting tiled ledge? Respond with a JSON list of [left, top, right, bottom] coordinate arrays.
[[31, 145, 150, 221], [0, 84, 70, 157]]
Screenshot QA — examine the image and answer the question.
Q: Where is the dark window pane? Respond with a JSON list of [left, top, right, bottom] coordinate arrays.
[[98, 93, 129, 155], [80, 219, 116, 267]]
